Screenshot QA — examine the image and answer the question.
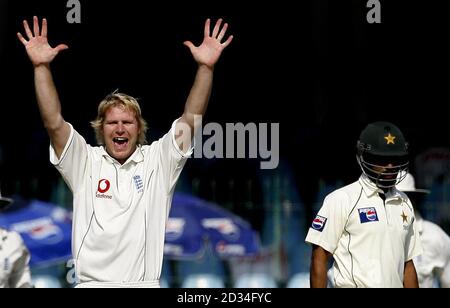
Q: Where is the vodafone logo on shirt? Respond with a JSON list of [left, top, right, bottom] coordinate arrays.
[[96, 179, 112, 199], [98, 179, 111, 193]]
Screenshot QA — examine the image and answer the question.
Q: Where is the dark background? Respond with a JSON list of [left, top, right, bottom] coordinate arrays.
[[1, 0, 449, 214]]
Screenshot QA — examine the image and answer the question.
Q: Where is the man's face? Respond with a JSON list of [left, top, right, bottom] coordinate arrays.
[[372, 163, 398, 179], [362, 154, 407, 188], [102, 106, 139, 164]]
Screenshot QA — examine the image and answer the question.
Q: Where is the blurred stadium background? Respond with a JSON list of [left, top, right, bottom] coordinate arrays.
[[1, 0, 450, 287]]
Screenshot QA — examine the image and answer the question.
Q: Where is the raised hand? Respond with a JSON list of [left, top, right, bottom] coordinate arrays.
[[17, 16, 68, 67], [183, 18, 233, 69]]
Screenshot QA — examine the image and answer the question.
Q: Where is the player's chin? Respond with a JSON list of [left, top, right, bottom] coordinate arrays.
[[116, 149, 132, 159], [109, 147, 130, 161]]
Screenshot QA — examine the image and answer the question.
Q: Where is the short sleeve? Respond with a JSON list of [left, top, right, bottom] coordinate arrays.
[[405, 215, 423, 262], [50, 123, 90, 193], [305, 191, 349, 254], [157, 119, 193, 193]]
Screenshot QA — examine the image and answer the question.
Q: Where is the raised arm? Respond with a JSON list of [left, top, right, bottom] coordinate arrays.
[[17, 16, 70, 159], [176, 18, 233, 153]]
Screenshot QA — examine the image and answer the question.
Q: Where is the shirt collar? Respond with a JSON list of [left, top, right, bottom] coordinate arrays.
[[100, 145, 144, 166], [358, 174, 403, 202], [359, 174, 383, 197]]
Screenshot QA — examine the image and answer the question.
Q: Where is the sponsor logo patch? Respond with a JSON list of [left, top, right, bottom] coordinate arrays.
[[311, 215, 327, 232], [96, 179, 112, 199], [358, 207, 379, 223]]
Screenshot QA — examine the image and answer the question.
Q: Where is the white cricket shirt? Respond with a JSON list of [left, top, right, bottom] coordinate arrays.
[[0, 229, 31, 288], [414, 217, 450, 288], [306, 175, 422, 288], [50, 120, 192, 287]]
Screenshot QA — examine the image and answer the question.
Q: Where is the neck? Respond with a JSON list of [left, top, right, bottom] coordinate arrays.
[[380, 187, 390, 194]]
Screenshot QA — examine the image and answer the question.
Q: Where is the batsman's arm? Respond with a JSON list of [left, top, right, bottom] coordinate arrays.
[[310, 245, 332, 288]]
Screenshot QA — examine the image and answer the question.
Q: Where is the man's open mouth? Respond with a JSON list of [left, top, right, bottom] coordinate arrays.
[[113, 137, 129, 146]]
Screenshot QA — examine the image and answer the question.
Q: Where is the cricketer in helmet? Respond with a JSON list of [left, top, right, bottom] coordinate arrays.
[[306, 121, 421, 288]]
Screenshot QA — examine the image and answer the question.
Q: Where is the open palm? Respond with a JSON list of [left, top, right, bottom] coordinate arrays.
[[184, 19, 233, 68], [17, 17, 68, 67]]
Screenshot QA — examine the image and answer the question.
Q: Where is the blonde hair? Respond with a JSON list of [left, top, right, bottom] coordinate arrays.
[[90, 92, 148, 145]]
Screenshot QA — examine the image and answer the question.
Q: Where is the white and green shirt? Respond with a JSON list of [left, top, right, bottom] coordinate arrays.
[[306, 175, 422, 288]]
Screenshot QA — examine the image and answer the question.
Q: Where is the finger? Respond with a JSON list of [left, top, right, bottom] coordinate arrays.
[[221, 35, 233, 48], [55, 44, 69, 53], [183, 41, 195, 50], [17, 32, 28, 45], [212, 18, 223, 38], [23, 20, 33, 40], [204, 18, 211, 37], [42, 18, 48, 37], [217, 23, 228, 42], [33, 16, 40, 37]]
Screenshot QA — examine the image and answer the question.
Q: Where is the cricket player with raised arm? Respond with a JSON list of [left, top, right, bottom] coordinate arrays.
[[17, 16, 233, 288]]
